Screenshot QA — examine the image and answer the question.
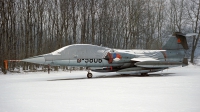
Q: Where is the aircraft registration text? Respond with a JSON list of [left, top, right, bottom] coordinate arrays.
[[77, 59, 102, 63]]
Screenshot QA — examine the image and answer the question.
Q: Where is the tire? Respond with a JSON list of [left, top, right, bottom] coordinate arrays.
[[141, 73, 148, 76], [87, 73, 93, 78]]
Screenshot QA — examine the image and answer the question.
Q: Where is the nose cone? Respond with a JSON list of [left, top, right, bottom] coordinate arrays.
[[22, 55, 45, 64]]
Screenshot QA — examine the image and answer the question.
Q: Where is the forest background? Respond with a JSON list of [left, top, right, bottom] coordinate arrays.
[[0, 0, 200, 70]]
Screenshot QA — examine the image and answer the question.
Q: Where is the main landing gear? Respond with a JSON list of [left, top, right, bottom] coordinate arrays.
[[141, 73, 149, 76]]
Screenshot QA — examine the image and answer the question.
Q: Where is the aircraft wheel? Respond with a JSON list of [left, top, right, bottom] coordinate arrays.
[[87, 73, 93, 78], [141, 73, 149, 76]]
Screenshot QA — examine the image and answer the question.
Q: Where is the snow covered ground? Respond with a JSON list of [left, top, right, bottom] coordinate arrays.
[[0, 65, 200, 112]]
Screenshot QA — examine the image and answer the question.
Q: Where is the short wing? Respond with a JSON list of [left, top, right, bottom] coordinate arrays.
[[131, 58, 159, 62]]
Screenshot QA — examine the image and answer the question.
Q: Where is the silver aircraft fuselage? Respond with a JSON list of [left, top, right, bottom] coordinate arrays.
[[23, 44, 184, 69], [21, 32, 197, 78]]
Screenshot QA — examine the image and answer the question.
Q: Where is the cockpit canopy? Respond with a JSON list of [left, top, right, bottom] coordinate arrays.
[[50, 44, 112, 59]]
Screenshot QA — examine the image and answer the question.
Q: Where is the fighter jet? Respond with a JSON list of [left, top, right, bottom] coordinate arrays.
[[22, 32, 197, 78]]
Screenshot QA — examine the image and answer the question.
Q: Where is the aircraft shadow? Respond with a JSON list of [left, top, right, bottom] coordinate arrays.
[[48, 73, 176, 81]]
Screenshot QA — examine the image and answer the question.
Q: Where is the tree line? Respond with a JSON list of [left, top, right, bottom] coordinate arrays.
[[0, 0, 200, 71]]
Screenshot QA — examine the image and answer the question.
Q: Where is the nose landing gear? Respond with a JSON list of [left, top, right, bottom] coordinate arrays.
[[87, 72, 93, 78], [87, 68, 93, 78]]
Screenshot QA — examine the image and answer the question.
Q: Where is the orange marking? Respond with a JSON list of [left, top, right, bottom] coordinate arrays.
[[177, 38, 181, 43], [4, 60, 8, 70], [107, 52, 113, 64], [116, 53, 122, 59]]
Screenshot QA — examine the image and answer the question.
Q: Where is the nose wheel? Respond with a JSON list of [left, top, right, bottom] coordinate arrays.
[[87, 68, 93, 78], [87, 73, 93, 78]]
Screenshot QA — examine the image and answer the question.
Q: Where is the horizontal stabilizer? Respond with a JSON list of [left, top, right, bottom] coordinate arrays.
[[163, 32, 198, 50], [185, 33, 198, 37]]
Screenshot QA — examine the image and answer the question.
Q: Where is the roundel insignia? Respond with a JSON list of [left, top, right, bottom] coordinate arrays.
[[106, 52, 122, 64], [113, 53, 122, 61], [116, 53, 122, 59]]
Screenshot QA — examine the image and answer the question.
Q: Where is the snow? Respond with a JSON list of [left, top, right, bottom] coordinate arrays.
[[0, 65, 200, 112]]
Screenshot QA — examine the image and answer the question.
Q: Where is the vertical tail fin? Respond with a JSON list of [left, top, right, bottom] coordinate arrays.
[[162, 32, 188, 50]]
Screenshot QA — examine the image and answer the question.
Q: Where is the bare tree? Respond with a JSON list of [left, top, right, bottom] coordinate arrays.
[[187, 0, 200, 63]]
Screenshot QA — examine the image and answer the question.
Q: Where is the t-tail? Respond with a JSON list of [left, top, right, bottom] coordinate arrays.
[[162, 32, 197, 66], [162, 32, 198, 50], [163, 32, 189, 50]]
